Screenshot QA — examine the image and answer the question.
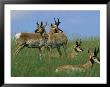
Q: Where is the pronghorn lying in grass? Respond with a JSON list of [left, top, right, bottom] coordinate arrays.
[[14, 22, 47, 58], [55, 48, 100, 72], [46, 18, 68, 57], [68, 40, 83, 59]]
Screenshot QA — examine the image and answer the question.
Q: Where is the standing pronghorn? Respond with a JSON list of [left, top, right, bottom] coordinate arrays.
[[68, 39, 83, 59], [55, 48, 100, 72], [46, 18, 68, 57], [14, 22, 47, 58]]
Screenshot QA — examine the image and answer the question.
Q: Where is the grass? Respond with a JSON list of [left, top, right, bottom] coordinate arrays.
[[11, 37, 100, 77]]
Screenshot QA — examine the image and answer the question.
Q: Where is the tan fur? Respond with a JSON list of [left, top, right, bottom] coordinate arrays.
[[16, 33, 44, 42], [48, 32, 67, 44], [47, 31, 68, 57], [68, 51, 78, 59], [55, 60, 93, 72], [68, 41, 83, 59], [14, 32, 46, 57], [55, 49, 100, 72]]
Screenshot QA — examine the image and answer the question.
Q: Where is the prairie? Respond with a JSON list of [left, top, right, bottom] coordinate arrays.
[[11, 37, 100, 77]]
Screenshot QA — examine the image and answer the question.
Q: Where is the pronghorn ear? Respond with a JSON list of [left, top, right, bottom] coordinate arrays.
[[54, 18, 57, 25], [94, 47, 99, 56], [75, 41, 78, 44], [43, 22, 47, 28], [94, 47, 96, 52], [88, 48, 91, 53]]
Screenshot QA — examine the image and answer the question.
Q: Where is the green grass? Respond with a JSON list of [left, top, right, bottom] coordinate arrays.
[[11, 37, 100, 77]]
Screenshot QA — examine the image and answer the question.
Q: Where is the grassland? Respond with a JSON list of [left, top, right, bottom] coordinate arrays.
[[11, 37, 100, 77]]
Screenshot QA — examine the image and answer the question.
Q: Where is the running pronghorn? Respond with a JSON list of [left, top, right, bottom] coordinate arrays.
[[14, 22, 47, 58], [46, 18, 68, 57], [68, 40, 83, 59], [55, 48, 100, 72]]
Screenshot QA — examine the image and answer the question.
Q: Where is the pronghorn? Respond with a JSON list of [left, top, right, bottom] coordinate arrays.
[[14, 22, 47, 58], [55, 48, 100, 72], [46, 19, 68, 57], [68, 40, 83, 59]]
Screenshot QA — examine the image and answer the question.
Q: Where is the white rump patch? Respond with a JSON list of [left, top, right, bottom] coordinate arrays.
[[15, 33, 21, 40]]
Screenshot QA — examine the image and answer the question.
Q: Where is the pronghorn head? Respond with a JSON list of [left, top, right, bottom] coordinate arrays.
[[49, 18, 61, 33], [88, 47, 100, 64], [35, 21, 47, 35], [50, 23, 58, 33], [74, 39, 83, 52]]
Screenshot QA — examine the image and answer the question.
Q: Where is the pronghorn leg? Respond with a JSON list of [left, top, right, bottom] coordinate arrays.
[[63, 44, 67, 56], [47, 47, 52, 58], [41, 46, 46, 51], [57, 47, 62, 56], [14, 45, 25, 55], [38, 47, 42, 60]]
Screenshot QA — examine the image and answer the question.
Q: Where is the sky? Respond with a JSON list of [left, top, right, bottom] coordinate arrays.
[[11, 10, 100, 39]]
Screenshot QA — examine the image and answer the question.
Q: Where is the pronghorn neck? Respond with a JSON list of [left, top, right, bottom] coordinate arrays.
[[82, 57, 94, 69], [49, 29, 54, 34], [73, 50, 78, 55], [40, 32, 43, 35], [74, 46, 83, 52], [82, 61, 93, 69], [35, 32, 43, 36]]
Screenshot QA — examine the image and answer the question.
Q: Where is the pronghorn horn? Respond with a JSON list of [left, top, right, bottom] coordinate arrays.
[[44, 22, 47, 27], [41, 21, 43, 26], [96, 47, 99, 56], [94, 48, 96, 56], [51, 23, 53, 26], [94, 47, 99, 56], [57, 18, 61, 26], [43, 22, 47, 27], [75, 41, 78, 44], [36, 22, 39, 26], [94, 48, 97, 56], [54, 18, 57, 25]]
